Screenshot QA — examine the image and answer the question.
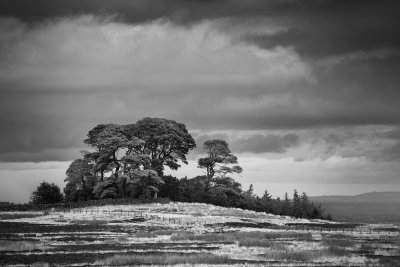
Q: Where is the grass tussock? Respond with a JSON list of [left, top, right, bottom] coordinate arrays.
[[153, 230, 193, 236], [171, 233, 229, 242], [134, 231, 156, 238], [239, 238, 287, 249], [172, 231, 312, 243], [327, 246, 351, 256], [0, 213, 43, 220], [96, 253, 231, 266], [70, 219, 108, 225], [264, 250, 328, 262], [323, 238, 355, 248], [0, 240, 46, 251]]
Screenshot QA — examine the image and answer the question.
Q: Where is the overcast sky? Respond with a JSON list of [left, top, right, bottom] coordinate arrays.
[[1, 0, 400, 203]]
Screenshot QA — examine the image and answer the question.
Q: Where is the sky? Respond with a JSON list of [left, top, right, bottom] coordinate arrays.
[[1, 0, 400, 203]]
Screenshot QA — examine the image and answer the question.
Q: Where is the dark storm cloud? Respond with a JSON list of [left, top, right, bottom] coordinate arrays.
[[232, 134, 299, 154], [0, 1, 399, 162], [377, 128, 400, 140], [192, 133, 299, 155], [241, 1, 400, 59]]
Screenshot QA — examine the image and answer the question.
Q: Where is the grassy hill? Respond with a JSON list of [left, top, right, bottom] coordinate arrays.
[[310, 191, 400, 224]]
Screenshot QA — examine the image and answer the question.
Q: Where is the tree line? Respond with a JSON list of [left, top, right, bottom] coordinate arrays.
[[31, 117, 329, 219]]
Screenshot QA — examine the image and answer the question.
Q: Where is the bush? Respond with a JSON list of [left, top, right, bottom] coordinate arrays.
[[30, 181, 63, 205]]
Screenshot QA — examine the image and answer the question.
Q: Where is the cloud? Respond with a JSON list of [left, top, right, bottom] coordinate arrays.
[[232, 134, 299, 154], [0, 15, 313, 161], [0, 11, 399, 163]]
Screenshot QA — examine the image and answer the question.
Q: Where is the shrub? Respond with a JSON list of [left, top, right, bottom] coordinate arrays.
[[30, 181, 63, 205]]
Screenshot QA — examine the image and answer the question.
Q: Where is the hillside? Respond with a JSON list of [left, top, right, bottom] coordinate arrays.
[[1, 202, 400, 266], [310, 191, 400, 224]]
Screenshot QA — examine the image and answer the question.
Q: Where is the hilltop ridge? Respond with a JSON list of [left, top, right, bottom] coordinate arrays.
[[310, 191, 400, 223]]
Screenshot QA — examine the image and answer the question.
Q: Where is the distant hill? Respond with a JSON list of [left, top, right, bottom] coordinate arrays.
[[310, 191, 400, 224]]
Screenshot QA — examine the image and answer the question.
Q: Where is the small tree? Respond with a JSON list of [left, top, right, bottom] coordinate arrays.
[[281, 192, 291, 215], [300, 192, 311, 218], [198, 139, 242, 190], [292, 190, 302, 218], [30, 181, 63, 204]]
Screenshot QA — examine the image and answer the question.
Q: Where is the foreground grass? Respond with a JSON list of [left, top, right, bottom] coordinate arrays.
[[323, 237, 355, 248], [239, 238, 287, 249], [96, 253, 231, 266], [0, 213, 43, 220], [263, 250, 330, 262], [69, 219, 108, 225], [0, 240, 46, 251], [171, 231, 312, 243]]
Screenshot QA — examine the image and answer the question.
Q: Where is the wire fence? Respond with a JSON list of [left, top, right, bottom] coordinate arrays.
[[1, 199, 399, 235], [44, 206, 399, 235]]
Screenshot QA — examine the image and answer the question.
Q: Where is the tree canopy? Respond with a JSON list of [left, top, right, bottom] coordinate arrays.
[[197, 139, 242, 189], [126, 117, 196, 176], [64, 117, 195, 200]]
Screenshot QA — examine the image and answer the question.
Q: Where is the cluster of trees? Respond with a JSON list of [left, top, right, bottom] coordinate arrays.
[[30, 117, 327, 219], [159, 177, 326, 219], [64, 118, 196, 201]]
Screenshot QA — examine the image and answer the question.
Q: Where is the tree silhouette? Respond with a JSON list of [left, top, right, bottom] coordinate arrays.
[[30, 181, 63, 204]]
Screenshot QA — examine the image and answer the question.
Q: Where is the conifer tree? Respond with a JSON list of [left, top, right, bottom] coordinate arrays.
[[282, 192, 291, 215], [292, 190, 302, 218]]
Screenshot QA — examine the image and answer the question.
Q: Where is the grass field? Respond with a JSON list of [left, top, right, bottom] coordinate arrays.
[[0, 202, 399, 266]]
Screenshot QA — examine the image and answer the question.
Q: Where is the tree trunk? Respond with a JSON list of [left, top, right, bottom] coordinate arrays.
[[121, 176, 127, 199]]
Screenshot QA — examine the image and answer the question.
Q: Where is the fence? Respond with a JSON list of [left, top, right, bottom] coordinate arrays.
[[0, 198, 170, 212], [1, 200, 398, 235], [44, 207, 399, 235]]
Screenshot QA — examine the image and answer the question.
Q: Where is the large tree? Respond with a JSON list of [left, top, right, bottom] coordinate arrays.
[[84, 124, 129, 180], [64, 158, 95, 202], [125, 118, 196, 176], [198, 139, 242, 189]]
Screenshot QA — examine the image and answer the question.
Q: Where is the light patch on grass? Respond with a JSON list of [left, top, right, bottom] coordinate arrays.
[[96, 253, 231, 265], [0, 240, 46, 251]]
